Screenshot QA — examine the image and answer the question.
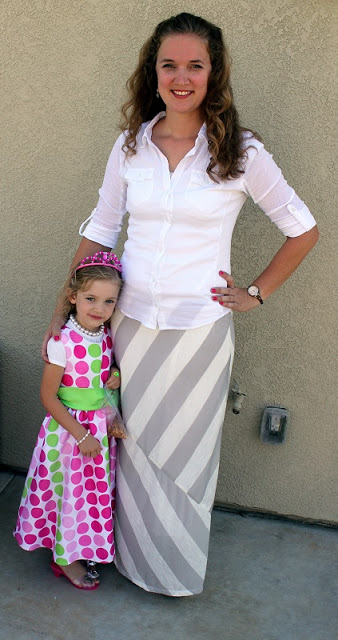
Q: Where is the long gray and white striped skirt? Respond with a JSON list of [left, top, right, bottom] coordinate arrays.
[[110, 309, 234, 596]]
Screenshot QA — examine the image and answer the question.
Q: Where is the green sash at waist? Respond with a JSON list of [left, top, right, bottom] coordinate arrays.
[[57, 388, 106, 410]]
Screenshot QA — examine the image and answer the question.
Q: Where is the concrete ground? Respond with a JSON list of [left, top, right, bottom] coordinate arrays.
[[1, 470, 337, 640]]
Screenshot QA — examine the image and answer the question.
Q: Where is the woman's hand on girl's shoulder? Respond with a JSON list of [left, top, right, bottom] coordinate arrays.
[[41, 313, 66, 362]]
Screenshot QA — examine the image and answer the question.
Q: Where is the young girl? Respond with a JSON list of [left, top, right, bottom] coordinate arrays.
[[14, 251, 123, 590]]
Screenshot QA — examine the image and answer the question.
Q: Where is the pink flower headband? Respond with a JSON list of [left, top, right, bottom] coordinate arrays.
[[75, 251, 122, 273]]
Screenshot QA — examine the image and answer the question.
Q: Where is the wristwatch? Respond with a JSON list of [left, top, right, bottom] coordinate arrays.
[[247, 284, 264, 304]]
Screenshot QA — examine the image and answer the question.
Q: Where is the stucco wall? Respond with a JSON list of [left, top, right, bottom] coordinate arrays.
[[1, 0, 337, 522]]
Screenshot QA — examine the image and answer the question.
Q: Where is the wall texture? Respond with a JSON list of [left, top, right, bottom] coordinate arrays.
[[1, 0, 337, 522]]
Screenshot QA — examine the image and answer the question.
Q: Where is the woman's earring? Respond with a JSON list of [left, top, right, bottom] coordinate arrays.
[[156, 88, 159, 99]]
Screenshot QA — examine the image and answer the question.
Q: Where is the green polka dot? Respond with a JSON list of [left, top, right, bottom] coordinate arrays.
[[91, 359, 101, 373], [52, 471, 64, 484], [105, 450, 110, 461], [106, 462, 110, 474], [102, 435, 108, 448], [56, 529, 62, 542], [57, 499, 63, 511], [57, 514, 61, 526], [92, 375, 100, 388], [55, 543, 65, 556], [22, 486, 27, 498], [47, 434, 59, 447], [56, 558, 68, 566], [48, 419, 58, 432], [50, 461, 61, 473], [27, 477, 33, 489], [88, 344, 101, 357], [47, 449, 59, 462]]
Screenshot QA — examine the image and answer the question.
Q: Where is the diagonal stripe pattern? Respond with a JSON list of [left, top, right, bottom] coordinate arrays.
[[111, 309, 234, 596]]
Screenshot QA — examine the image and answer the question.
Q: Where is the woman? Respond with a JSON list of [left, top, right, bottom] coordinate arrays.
[[43, 13, 318, 596]]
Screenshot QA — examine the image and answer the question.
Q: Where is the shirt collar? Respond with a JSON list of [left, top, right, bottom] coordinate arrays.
[[140, 112, 208, 148]]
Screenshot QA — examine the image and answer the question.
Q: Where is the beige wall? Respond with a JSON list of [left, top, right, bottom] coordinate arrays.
[[1, 1, 337, 522]]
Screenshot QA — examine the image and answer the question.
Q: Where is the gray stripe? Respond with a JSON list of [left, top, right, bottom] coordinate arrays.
[[112, 315, 142, 367], [162, 351, 233, 483], [116, 444, 204, 593], [137, 315, 233, 454], [147, 456, 210, 553], [189, 425, 223, 506], [122, 329, 185, 422]]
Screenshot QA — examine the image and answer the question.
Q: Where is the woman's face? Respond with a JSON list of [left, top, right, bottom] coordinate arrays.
[[156, 33, 212, 118]]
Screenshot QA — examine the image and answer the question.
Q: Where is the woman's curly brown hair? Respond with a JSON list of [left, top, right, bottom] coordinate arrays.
[[121, 12, 259, 182]]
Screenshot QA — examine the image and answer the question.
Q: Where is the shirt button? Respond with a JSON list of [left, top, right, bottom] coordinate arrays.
[[287, 204, 298, 214]]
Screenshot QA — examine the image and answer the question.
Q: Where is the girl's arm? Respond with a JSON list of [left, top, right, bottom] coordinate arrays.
[[42, 237, 111, 361], [212, 225, 319, 311], [40, 362, 102, 457]]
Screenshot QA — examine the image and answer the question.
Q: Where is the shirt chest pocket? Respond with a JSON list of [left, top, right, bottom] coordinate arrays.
[[125, 168, 154, 209], [185, 170, 224, 215]]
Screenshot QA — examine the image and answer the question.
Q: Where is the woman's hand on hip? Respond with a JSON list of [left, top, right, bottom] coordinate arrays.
[[211, 271, 260, 312]]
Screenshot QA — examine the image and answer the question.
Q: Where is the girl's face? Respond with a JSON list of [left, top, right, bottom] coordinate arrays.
[[69, 279, 120, 331], [156, 33, 212, 118]]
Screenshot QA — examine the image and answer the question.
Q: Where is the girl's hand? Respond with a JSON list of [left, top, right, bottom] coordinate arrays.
[[41, 313, 67, 363], [105, 367, 121, 390], [210, 271, 261, 313], [78, 433, 102, 458]]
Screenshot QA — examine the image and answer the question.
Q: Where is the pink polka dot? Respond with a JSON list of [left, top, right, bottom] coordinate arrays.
[[94, 534, 105, 546], [70, 330, 83, 343], [71, 458, 81, 471], [101, 355, 110, 370], [60, 431, 69, 444], [24, 534, 37, 545], [65, 346, 72, 358], [76, 376, 90, 388], [85, 479, 95, 491], [91, 521, 102, 533], [82, 548, 94, 559], [42, 490, 53, 502], [62, 374, 73, 387], [31, 508, 43, 518], [88, 411, 94, 421], [39, 464, 48, 478], [39, 450, 46, 463], [42, 537, 53, 549], [96, 409, 105, 418], [71, 472, 82, 485], [64, 530, 75, 541], [102, 339, 107, 353], [77, 523, 89, 534], [66, 541, 77, 553], [35, 518, 47, 529], [95, 467, 105, 480], [45, 500, 57, 512], [68, 552, 79, 564], [97, 481, 108, 493], [97, 548, 109, 560], [95, 455, 103, 465], [101, 371, 109, 384], [61, 333, 69, 345], [22, 521, 33, 533], [62, 502, 72, 515], [31, 478, 38, 492], [38, 527, 51, 538], [21, 506, 29, 519], [107, 336, 112, 350], [38, 479, 50, 491], [62, 516, 74, 528], [65, 362, 73, 373], [72, 485, 83, 498], [101, 507, 111, 520], [84, 465, 93, 478], [48, 512, 57, 523], [61, 442, 72, 455], [98, 420, 107, 433], [74, 345, 86, 358], [79, 535, 91, 546], [99, 494, 110, 507], [63, 486, 70, 500], [76, 510, 86, 523], [89, 507, 99, 519], [107, 532, 113, 544], [75, 361, 89, 374], [15, 533, 23, 545], [105, 520, 112, 532], [87, 493, 97, 505], [30, 494, 40, 506], [75, 497, 85, 510], [89, 424, 97, 436]]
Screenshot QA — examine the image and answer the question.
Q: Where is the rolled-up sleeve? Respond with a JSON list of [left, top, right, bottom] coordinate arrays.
[[243, 146, 317, 237], [80, 133, 127, 248]]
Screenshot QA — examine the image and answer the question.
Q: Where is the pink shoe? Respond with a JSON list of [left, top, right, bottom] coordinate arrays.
[[50, 560, 100, 590]]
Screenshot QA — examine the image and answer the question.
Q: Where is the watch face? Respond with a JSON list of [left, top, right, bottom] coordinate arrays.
[[248, 285, 259, 297]]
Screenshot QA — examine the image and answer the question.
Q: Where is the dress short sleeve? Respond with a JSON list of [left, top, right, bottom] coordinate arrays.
[[47, 338, 67, 368]]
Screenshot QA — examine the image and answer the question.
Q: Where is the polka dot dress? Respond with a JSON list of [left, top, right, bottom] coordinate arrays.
[[14, 321, 116, 566]]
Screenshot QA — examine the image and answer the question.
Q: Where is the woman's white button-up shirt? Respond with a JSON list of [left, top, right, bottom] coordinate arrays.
[[81, 112, 316, 330]]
